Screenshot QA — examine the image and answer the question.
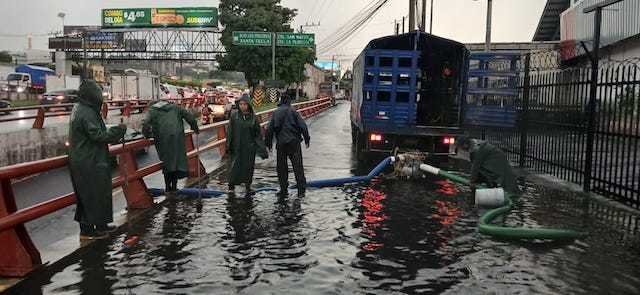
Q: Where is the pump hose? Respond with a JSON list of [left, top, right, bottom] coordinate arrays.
[[436, 170, 585, 240]]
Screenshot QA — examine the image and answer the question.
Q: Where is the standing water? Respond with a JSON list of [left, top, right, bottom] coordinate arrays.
[[6, 103, 640, 294]]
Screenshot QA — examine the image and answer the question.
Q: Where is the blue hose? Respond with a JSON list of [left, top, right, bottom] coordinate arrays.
[[148, 188, 225, 198], [302, 156, 393, 188], [149, 157, 394, 197]]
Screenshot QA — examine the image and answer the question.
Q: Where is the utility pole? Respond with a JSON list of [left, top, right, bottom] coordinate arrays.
[[430, 0, 434, 34], [409, 0, 416, 31], [299, 22, 320, 33], [402, 17, 406, 33], [272, 32, 276, 80], [421, 0, 427, 32], [485, 0, 493, 52]]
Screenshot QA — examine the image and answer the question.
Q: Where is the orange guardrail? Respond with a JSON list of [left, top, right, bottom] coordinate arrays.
[[0, 97, 332, 277], [0, 97, 207, 129]]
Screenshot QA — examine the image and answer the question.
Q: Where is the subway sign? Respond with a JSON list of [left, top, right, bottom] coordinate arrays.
[[102, 7, 218, 28]]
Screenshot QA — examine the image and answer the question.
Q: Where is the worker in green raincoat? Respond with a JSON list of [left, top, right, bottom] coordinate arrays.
[[456, 137, 519, 194], [226, 94, 268, 193], [142, 100, 199, 192], [68, 80, 127, 240]]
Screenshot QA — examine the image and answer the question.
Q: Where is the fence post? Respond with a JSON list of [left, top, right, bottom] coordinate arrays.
[[217, 125, 227, 157], [123, 102, 132, 118], [584, 7, 603, 193], [185, 133, 206, 178], [519, 53, 531, 168], [32, 107, 45, 129], [101, 102, 108, 119], [0, 179, 42, 277], [118, 150, 153, 209]]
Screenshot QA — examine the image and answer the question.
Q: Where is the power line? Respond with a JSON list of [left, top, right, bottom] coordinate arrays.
[[306, 0, 322, 23], [316, 0, 334, 24], [317, 0, 391, 55]]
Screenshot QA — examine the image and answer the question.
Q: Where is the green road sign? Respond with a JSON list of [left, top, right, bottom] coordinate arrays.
[[232, 32, 315, 47], [277, 33, 315, 47], [102, 7, 218, 28], [232, 31, 272, 46]]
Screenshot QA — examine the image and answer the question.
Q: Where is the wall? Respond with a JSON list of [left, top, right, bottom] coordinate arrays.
[[302, 63, 325, 99], [1, 114, 146, 167]]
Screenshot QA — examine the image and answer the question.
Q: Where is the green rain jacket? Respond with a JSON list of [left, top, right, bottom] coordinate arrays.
[[142, 101, 199, 178], [68, 80, 126, 225], [226, 98, 267, 185], [470, 141, 519, 194]]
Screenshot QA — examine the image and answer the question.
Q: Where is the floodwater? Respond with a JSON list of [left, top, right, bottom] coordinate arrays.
[[6, 103, 640, 295]]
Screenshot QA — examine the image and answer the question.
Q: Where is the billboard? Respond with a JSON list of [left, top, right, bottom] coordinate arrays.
[[102, 7, 218, 28], [52, 26, 124, 49]]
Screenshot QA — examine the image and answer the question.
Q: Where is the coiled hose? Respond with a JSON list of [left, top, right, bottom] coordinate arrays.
[[425, 166, 586, 240]]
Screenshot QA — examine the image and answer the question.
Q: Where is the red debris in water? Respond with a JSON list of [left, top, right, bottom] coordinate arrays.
[[124, 236, 139, 247]]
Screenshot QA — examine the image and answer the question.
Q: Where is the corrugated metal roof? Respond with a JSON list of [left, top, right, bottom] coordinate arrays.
[[533, 0, 571, 41]]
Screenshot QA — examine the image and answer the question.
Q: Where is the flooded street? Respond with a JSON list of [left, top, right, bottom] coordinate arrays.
[[7, 102, 640, 295]]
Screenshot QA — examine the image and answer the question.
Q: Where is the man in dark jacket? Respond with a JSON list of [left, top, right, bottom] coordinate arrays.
[[266, 94, 310, 196], [142, 100, 199, 192], [456, 137, 519, 194], [69, 80, 127, 239]]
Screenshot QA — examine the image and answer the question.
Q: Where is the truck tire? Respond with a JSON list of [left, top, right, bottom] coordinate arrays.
[[351, 124, 357, 145], [355, 131, 367, 162]]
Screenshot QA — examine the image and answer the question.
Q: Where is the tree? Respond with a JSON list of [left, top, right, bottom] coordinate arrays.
[[0, 51, 12, 63], [218, 0, 314, 87]]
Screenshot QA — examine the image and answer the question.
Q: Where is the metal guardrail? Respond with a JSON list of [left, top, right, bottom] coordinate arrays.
[[0, 97, 333, 277], [0, 97, 207, 129]]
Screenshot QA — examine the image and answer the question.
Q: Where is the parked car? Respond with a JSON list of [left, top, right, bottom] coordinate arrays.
[[0, 99, 11, 114], [40, 89, 79, 110]]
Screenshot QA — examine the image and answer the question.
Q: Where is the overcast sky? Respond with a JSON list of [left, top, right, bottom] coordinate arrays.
[[0, 0, 546, 66]]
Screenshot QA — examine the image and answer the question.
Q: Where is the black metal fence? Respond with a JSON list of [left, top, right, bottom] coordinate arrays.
[[467, 50, 640, 209]]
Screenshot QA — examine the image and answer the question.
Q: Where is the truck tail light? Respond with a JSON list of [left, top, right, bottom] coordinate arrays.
[[369, 133, 383, 142], [443, 137, 455, 145]]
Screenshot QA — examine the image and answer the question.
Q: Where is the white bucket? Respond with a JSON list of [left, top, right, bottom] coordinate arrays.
[[475, 188, 505, 208]]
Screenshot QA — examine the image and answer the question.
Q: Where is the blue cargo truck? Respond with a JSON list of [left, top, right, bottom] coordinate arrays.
[[351, 32, 469, 160], [3, 65, 55, 94]]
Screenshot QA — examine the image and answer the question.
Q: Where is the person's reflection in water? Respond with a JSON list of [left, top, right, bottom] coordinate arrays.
[[267, 196, 311, 275], [152, 198, 202, 274], [76, 240, 118, 295], [224, 195, 262, 282]]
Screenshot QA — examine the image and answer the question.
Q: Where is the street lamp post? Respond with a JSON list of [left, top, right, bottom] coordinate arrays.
[[485, 0, 492, 52], [471, 0, 492, 51], [57, 12, 67, 87]]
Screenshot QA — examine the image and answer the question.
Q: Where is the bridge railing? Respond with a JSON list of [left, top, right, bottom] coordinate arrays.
[[0, 97, 207, 129], [0, 97, 332, 277]]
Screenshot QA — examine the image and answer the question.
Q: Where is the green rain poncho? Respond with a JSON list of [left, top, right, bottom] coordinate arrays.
[[470, 141, 519, 194], [226, 97, 267, 185], [142, 101, 199, 178], [68, 80, 126, 225]]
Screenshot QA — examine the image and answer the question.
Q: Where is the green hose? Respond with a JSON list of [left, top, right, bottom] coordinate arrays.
[[435, 169, 585, 240]]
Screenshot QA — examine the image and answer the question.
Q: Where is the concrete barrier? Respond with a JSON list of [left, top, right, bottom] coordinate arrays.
[[0, 114, 146, 167]]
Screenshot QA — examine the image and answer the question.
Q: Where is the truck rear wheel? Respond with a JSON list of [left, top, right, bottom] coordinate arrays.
[[351, 124, 357, 145], [354, 131, 367, 162]]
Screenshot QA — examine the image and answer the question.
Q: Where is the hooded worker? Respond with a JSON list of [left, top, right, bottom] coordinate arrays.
[[142, 100, 199, 192], [265, 93, 310, 196], [68, 80, 127, 240], [226, 94, 268, 193], [456, 136, 519, 194]]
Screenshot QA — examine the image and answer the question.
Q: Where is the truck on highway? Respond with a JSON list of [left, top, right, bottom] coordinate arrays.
[[350, 32, 469, 161], [2, 65, 55, 94], [109, 69, 160, 101]]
